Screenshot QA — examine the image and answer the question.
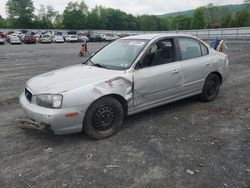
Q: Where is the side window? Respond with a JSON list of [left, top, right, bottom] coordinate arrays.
[[139, 38, 175, 68], [179, 38, 202, 60], [200, 42, 209, 56]]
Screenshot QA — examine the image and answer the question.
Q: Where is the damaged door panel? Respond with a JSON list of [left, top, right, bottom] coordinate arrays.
[[133, 62, 183, 112]]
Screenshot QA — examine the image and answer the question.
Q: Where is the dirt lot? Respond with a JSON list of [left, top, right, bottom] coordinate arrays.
[[0, 41, 249, 188]]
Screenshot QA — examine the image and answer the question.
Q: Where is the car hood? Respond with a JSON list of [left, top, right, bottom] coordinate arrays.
[[27, 64, 125, 94]]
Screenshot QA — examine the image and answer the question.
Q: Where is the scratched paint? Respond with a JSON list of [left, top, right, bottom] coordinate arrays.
[[93, 88, 102, 95], [104, 76, 133, 88]]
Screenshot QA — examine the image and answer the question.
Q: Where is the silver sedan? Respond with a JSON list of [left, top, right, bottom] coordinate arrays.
[[19, 34, 229, 139]]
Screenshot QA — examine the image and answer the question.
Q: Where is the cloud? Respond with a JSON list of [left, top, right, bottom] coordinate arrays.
[[0, 0, 244, 18]]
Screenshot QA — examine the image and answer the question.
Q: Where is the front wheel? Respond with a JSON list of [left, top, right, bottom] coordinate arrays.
[[199, 73, 221, 102], [83, 96, 124, 139]]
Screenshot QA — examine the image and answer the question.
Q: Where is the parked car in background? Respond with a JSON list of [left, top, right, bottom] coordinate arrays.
[[23, 35, 36, 44], [4, 31, 14, 38], [0, 32, 4, 38], [38, 34, 52, 43], [65, 35, 78, 42], [78, 35, 89, 42], [111, 35, 120, 41], [101, 34, 108, 41], [34, 32, 42, 41], [19, 34, 229, 139], [52, 35, 65, 43], [6, 33, 20, 42], [0, 37, 4, 45], [62, 32, 68, 41], [89, 34, 103, 42], [10, 36, 22, 44], [119, 34, 130, 38], [102, 34, 120, 42]]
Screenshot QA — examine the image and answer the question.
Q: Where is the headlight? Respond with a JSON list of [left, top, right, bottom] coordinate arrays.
[[33, 94, 63, 109]]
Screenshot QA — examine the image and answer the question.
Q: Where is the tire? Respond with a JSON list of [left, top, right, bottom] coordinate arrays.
[[83, 96, 124, 139], [199, 73, 221, 102]]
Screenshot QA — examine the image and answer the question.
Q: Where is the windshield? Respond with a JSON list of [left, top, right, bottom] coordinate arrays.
[[90, 39, 148, 70]]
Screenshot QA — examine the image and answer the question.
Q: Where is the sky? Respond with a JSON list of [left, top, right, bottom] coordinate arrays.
[[0, 0, 244, 18]]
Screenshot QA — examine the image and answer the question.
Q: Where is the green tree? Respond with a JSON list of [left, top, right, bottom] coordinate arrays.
[[5, 0, 35, 28], [34, 5, 58, 28], [172, 15, 192, 30], [192, 7, 207, 29], [54, 14, 64, 29], [63, 1, 88, 29], [136, 15, 160, 31], [234, 9, 250, 27], [0, 15, 5, 28], [86, 6, 101, 29], [158, 17, 171, 31], [205, 4, 222, 28], [221, 8, 232, 28]]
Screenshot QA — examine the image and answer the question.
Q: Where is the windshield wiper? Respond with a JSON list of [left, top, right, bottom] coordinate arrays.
[[82, 58, 93, 65], [93, 63, 110, 69], [83, 58, 110, 69]]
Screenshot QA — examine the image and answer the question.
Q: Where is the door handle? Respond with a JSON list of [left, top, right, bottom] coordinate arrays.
[[171, 69, 179, 74]]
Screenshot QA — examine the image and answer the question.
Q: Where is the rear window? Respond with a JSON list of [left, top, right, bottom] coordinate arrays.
[[179, 37, 202, 60], [201, 43, 209, 56]]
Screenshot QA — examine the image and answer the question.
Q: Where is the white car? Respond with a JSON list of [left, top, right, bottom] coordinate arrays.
[[103, 34, 120, 42], [78, 35, 89, 42], [111, 35, 120, 41], [38, 35, 52, 43], [65, 35, 78, 43], [0, 37, 4, 45], [20, 34, 229, 139], [10, 36, 21, 44], [52, 35, 64, 43]]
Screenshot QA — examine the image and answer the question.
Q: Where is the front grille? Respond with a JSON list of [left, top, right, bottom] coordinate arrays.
[[25, 88, 32, 102]]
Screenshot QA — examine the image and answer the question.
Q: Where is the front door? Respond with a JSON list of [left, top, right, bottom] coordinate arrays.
[[133, 38, 183, 112]]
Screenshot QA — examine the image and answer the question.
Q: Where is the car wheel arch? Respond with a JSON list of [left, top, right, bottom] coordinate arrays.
[[207, 71, 222, 85], [86, 94, 128, 118]]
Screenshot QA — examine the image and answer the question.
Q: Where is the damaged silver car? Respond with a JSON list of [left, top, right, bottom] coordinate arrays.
[[19, 34, 229, 139]]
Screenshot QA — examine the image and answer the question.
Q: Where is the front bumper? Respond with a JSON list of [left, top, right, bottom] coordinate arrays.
[[19, 92, 86, 135], [54, 40, 64, 43], [41, 39, 51, 43], [69, 39, 78, 42]]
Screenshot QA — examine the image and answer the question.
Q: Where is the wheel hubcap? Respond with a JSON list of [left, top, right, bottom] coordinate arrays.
[[93, 106, 116, 131], [207, 79, 218, 97]]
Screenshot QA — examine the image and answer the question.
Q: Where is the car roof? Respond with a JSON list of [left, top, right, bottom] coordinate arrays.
[[123, 33, 196, 40]]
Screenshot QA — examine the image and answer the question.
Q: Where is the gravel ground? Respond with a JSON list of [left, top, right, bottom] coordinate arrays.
[[0, 41, 249, 188]]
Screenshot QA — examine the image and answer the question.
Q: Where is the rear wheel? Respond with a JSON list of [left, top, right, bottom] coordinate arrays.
[[83, 96, 124, 139], [199, 73, 221, 102]]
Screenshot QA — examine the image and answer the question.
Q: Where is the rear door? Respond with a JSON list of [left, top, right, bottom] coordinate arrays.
[[177, 37, 211, 95]]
